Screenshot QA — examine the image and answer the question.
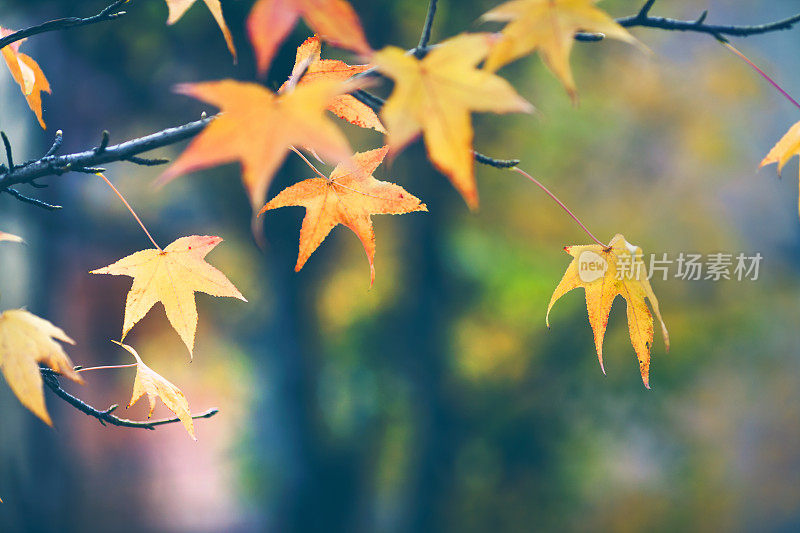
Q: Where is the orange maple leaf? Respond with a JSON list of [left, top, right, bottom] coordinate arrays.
[[547, 234, 669, 388], [159, 79, 355, 212], [0, 27, 51, 129], [280, 36, 385, 133], [164, 0, 236, 59], [373, 33, 532, 209], [91, 236, 246, 357], [247, 0, 372, 75], [259, 146, 427, 285]]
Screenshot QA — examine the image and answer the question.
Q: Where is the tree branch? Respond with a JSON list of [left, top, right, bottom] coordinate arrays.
[[0, 116, 214, 194], [0, 0, 129, 51], [576, 4, 800, 42], [41, 370, 219, 431]]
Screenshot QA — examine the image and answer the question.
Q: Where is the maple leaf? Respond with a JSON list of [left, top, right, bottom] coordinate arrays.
[[163, 0, 236, 59], [280, 36, 385, 133], [760, 121, 800, 218], [113, 341, 196, 440], [546, 234, 669, 388], [0, 27, 51, 129], [159, 79, 354, 212], [259, 146, 427, 285], [90, 236, 247, 357], [247, 0, 372, 75], [0, 309, 83, 425], [373, 33, 532, 209], [0, 231, 23, 243], [482, 0, 641, 100]]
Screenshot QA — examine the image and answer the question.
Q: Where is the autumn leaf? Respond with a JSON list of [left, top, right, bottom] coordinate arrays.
[[164, 0, 236, 59], [280, 36, 385, 133], [0, 231, 23, 243], [113, 341, 196, 440], [482, 0, 641, 100], [0, 309, 83, 425], [247, 0, 371, 75], [259, 146, 426, 285], [546, 234, 669, 388], [373, 33, 532, 209], [159, 79, 354, 212], [760, 120, 800, 218], [90, 236, 247, 357], [0, 27, 51, 128]]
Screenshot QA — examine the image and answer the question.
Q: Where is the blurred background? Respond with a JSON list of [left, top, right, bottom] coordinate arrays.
[[1, 0, 800, 531]]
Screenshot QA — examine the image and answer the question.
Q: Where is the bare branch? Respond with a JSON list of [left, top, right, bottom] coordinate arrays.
[[0, 116, 214, 194], [0, 0, 129, 51], [576, 7, 800, 42]]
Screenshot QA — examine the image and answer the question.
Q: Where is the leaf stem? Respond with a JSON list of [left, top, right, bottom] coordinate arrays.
[[76, 363, 138, 373], [95, 172, 162, 251], [511, 167, 608, 249], [290, 146, 329, 179], [719, 40, 800, 112]]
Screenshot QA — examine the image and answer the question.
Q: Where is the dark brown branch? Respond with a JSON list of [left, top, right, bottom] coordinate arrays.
[[41, 370, 219, 431], [0, 0, 129, 51]]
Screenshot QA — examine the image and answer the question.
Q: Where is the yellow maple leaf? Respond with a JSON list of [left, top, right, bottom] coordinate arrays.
[[546, 234, 669, 388], [113, 341, 196, 440], [164, 0, 236, 59], [761, 120, 800, 218], [482, 0, 641, 100], [0, 309, 83, 425], [259, 146, 427, 285], [90, 236, 247, 357], [159, 79, 354, 212], [373, 33, 532, 209], [0, 27, 52, 129]]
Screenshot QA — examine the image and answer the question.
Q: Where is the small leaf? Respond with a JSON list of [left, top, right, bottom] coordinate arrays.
[[281, 36, 386, 133], [91, 236, 246, 357], [114, 341, 196, 440], [761, 120, 800, 218], [547, 234, 669, 388], [0, 309, 83, 425], [0, 27, 52, 129]]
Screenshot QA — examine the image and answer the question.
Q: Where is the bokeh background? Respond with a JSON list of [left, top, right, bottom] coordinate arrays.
[[1, 0, 800, 531]]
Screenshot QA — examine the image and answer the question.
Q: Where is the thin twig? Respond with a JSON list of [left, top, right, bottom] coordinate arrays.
[[1, 132, 14, 170], [511, 167, 608, 249], [3, 188, 61, 210], [416, 0, 438, 56]]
